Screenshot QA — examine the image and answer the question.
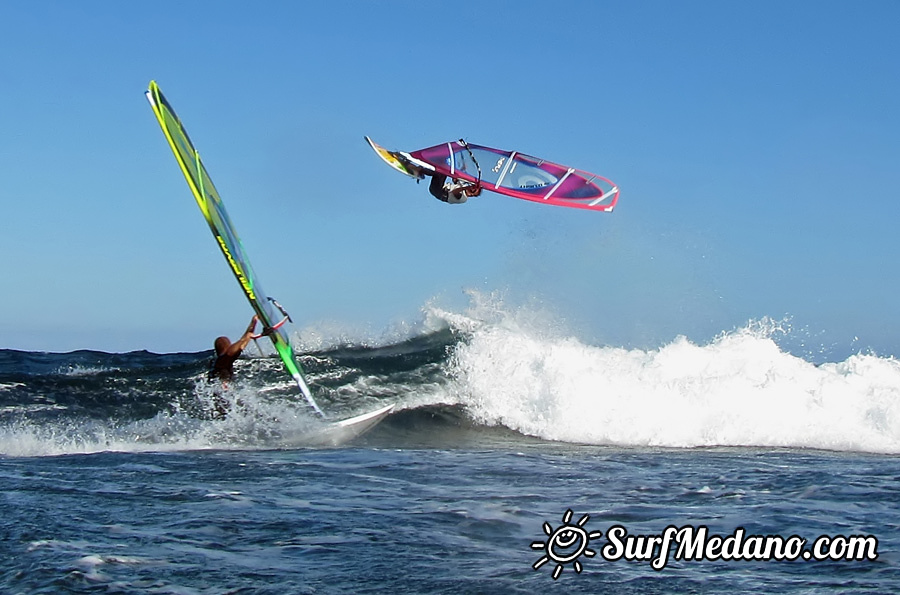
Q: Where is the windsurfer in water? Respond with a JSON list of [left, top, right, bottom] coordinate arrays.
[[209, 314, 260, 382], [207, 314, 261, 418]]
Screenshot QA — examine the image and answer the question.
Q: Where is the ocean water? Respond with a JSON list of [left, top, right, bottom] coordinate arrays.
[[2, 305, 899, 593]]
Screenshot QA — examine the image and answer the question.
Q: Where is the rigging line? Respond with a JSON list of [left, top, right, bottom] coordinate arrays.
[[458, 138, 482, 188]]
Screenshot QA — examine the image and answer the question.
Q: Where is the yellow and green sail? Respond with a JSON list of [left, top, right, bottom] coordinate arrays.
[[145, 80, 323, 416]]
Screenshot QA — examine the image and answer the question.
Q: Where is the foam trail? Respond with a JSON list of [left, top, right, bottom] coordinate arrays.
[[450, 317, 900, 453], [0, 384, 328, 457]]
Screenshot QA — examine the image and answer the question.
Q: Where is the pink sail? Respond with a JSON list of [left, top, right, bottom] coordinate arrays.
[[408, 140, 619, 212]]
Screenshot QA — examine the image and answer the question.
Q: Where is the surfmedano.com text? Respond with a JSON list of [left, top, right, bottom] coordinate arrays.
[[601, 525, 878, 570]]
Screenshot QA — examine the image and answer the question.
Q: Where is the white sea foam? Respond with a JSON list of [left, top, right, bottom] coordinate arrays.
[[0, 381, 332, 457], [57, 364, 119, 376], [3, 295, 898, 456], [446, 304, 900, 453]]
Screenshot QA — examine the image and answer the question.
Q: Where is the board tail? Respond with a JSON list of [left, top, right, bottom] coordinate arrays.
[[364, 136, 432, 179]]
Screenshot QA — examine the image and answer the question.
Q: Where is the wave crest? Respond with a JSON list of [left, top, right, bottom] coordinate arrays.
[[448, 306, 900, 453]]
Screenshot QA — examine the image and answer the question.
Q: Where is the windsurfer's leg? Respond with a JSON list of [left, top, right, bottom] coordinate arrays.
[[429, 174, 449, 202]]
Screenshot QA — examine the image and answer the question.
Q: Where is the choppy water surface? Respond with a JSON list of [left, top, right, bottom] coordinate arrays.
[[2, 307, 898, 592]]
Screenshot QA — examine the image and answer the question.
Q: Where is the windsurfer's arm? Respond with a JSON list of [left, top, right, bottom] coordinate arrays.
[[227, 315, 259, 356]]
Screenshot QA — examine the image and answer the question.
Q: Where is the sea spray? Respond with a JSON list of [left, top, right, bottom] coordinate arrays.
[[448, 309, 900, 453], [3, 297, 899, 456]]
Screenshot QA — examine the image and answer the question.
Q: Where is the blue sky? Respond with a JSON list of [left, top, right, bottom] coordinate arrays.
[[2, 1, 898, 357]]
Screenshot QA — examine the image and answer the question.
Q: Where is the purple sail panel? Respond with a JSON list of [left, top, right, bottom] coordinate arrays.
[[409, 140, 618, 212]]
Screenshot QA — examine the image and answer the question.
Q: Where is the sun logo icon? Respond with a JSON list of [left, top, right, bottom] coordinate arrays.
[[531, 509, 602, 579]]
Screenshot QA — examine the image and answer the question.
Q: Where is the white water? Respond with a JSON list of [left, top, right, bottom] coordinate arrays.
[[0, 379, 336, 458], [446, 304, 900, 453], [4, 294, 899, 457]]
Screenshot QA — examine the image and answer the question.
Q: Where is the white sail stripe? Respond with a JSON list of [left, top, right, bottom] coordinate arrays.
[[543, 168, 574, 200], [495, 152, 517, 189]]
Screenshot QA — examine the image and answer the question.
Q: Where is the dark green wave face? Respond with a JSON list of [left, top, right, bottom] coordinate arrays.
[[145, 81, 316, 410], [0, 328, 458, 449]]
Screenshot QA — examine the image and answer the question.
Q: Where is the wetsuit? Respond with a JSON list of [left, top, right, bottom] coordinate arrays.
[[208, 349, 242, 382], [428, 174, 468, 204], [207, 350, 244, 419]]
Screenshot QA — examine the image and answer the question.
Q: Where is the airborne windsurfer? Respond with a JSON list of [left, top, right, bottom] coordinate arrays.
[[425, 141, 482, 203], [428, 173, 473, 204], [365, 136, 619, 212]]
